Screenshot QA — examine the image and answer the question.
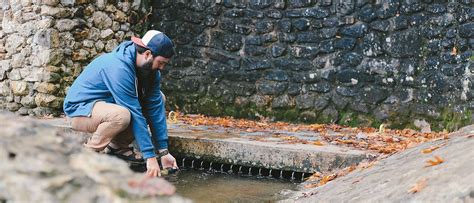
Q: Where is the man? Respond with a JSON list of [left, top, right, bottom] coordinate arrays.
[[63, 30, 177, 177]]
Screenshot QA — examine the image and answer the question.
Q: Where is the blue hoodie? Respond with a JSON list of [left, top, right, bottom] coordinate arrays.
[[63, 41, 167, 159]]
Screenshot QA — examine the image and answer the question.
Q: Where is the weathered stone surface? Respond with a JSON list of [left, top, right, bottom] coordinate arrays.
[[257, 81, 288, 95], [10, 81, 29, 96], [384, 29, 422, 57], [91, 11, 112, 29], [295, 94, 315, 109], [272, 94, 292, 108], [292, 127, 474, 202], [0, 113, 187, 202], [55, 19, 78, 31], [35, 93, 62, 109]]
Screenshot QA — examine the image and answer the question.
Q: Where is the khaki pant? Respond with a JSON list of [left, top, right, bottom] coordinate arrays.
[[70, 101, 134, 151], [69, 92, 166, 151]]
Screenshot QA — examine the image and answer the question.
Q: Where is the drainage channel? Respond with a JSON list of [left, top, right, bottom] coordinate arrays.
[[176, 156, 313, 182]]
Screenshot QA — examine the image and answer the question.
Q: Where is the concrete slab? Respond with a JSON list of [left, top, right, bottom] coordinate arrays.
[[43, 118, 376, 173]]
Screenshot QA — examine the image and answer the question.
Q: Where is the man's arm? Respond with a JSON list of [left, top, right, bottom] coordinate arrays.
[[142, 71, 168, 150], [99, 67, 157, 159]]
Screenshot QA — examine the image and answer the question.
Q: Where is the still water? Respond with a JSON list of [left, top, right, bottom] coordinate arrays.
[[168, 169, 299, 202]]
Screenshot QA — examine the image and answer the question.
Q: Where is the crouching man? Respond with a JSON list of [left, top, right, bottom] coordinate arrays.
[[63, 30, 178, 177]]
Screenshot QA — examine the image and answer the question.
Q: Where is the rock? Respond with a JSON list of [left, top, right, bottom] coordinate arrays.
[[271, 44, 287, 58], [384, 29, 422, 57], [314, 97, 329, 111], [91, 11, 112, 29], [265, 70, 288, 81], [308, 81, 332, 93], [414, 119, 431, 133], [41, 0, 59, 6], [105, 39, 118, 52], [0, 113, 186, 202], [37, 82, 59, 94], [40, 5, 72, 18], [334, 37, 356, 50], [35, 93, 62, 108], [321, 105, 338, 123], [10, 81, 29, 96], [222, 34, 242, 51], [358, 5, 377, 22], [33, 29, 60, 48], [459, 22, 474, 38], [55, 19, 78, 31], [100, 29, 114, 40], [296, 94, 315, 109], [256, 81, 288, 95], [293, 128, 474, 202], [341, 22, 367, 38], [300, 111, 317, 122], [5, 34, 25, 54], [20, 95, 36, 108], [272, 94, 292, 108], [336, 86, 357, 97]]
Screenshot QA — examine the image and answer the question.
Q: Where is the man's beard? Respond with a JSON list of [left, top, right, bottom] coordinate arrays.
[[136, 59, 154, 96]]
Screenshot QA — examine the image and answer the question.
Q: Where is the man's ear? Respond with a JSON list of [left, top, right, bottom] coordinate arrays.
[[145, 50, 153, 60]]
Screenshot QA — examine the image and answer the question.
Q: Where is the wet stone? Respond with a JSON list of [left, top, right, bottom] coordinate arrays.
[[271, 94, 292, 108], [296, 94, 315, 109], [358, 5, 377, 22], [265, 70, 288, 81], [426, 3, 446, 14], [384, 29, 422, 57], [222, 34, 242, 51], [256, 81, 288, 95], [342, 52, 363, 66], [459, 22, 474, 38], [255, 21, 273, 34], [313, 97, 329, 111], [266, 10, 282, 19], [308, 81, 331, 93], [370, 20, 390, 32], [376, 1, 399, 19], [271, 44, 286, 58], [302, 7, 330, 19], [293, 18, 310, 31], [341, 22, 367, 38], [336, 86, 358, 97], [334, 37, 356, 50]]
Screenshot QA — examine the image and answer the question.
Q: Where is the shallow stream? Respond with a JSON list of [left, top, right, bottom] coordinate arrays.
[[167, 169, 299, 202]]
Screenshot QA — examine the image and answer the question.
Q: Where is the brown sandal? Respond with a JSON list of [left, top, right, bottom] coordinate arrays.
[[105, 146, 144, 163]]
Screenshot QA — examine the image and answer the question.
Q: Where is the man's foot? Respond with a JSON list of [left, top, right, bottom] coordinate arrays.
[[105, 144, 144, 163]]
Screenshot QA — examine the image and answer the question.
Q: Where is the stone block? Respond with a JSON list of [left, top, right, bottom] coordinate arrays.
[[10, 81, 29, 96], [295, 94, 315, 109], [55, 19, 78, 31], [272, 94, 292, 108], [308, 81, 332, 93], [341, 22, 368, 38], [265, 69, 288, 81], [257, 81, 288, 95], [384, 29, 422, 57]]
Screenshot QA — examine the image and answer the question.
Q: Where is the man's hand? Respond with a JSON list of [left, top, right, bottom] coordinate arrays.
[[161, 153, 178, 169], [146, 157, 161, 177]]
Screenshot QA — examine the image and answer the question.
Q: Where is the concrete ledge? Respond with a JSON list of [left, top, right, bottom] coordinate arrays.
[[168, 124, 375, 173]]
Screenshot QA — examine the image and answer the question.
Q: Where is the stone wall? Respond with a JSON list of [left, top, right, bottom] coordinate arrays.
[[0, 0, 147, 116], [152, 0, 473, 130]]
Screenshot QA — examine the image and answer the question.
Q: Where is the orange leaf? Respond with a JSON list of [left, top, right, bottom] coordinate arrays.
[[421, 144, 444, 154], [318, 174, 337, 186], [408, 178, 427, 194], [451, 47, 457, 56], [312, 141, 324, 146], [425, 156, 444, 167]]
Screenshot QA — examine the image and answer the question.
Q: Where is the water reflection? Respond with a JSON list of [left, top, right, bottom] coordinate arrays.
[[170, 169, 298, 202]]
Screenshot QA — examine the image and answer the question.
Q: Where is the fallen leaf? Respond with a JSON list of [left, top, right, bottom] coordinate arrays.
[[312, 141, 324, 146], [425, 156, 444, 167], [408, 178, 428, 194], [318, 174, 337, 186], [421, 146, 440, 154], [451, 47, 457, 56]]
